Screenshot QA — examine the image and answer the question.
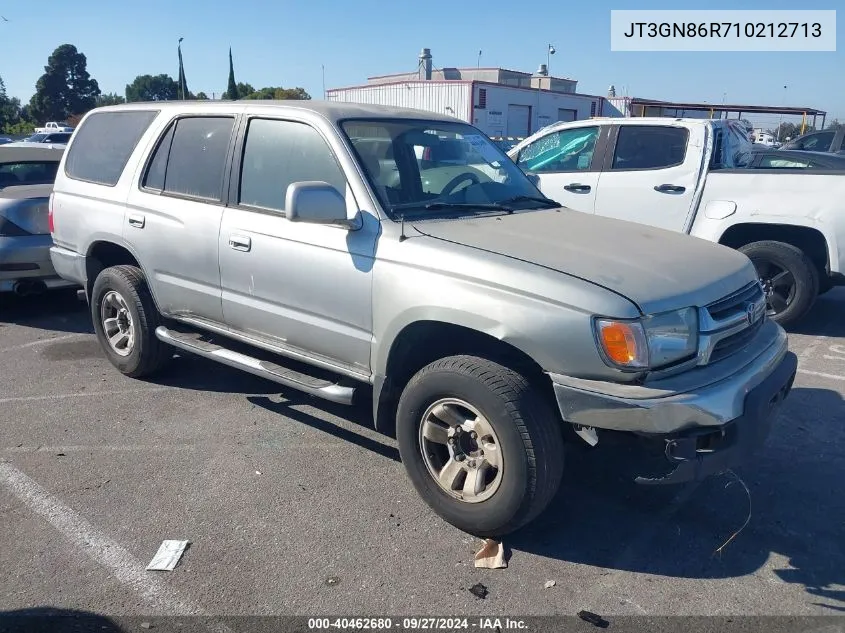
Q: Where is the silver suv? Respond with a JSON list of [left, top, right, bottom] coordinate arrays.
[[49, 102, 797, 536]]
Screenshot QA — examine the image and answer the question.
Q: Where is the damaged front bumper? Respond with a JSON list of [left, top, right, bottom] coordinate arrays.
[[549, 319, 797, 485]]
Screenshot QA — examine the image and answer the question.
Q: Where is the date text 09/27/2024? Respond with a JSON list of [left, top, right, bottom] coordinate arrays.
[[307, 617, 529, 630]]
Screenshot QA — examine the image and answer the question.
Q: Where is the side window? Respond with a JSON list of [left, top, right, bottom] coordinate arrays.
[[516, 126, 599, 173], [65, 110, 159, 186], [142, 124, 176, 191], [759, 156, 811, 169], [238, 118, 347, 212], [797, 131, 835, 151], [142, 117, 234, 201], [611, 126, 689, 170]]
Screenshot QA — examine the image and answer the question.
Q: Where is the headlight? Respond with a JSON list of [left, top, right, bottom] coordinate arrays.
[[595, 307, 699, 371]]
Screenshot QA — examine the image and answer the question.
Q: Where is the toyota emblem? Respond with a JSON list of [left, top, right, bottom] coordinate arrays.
[[745, 302, 756, 325]]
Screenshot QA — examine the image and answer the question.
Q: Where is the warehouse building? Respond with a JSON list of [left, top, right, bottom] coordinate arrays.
[[326, 48, 608, 138]]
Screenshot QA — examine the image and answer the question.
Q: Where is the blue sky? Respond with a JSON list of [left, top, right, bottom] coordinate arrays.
[[1, 0, 842, 126]]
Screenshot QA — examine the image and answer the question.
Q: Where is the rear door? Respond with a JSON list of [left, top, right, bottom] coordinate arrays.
[[592, 123, 700, 232], [124, 113, 239, 323], [512, 123, 609, 213]]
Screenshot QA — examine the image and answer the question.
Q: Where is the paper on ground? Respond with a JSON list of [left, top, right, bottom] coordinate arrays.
[[474, 539, 506, 569], [146, 539, 190, 571]]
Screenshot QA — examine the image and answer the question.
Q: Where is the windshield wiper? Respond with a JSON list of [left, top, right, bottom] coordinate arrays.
[[423, 202, 514, 212], [496, 195, 560, 208]]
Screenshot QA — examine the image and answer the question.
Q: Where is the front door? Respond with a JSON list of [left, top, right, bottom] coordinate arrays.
[[218, 116, 377, 375], [592, 124, 700, 232], [513, 124, 605, 214]]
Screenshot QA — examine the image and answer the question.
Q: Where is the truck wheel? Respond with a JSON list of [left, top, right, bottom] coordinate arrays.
[[739, 240, 818, 328], [396, 355, 564, 537], [90, 265, 171, 378]]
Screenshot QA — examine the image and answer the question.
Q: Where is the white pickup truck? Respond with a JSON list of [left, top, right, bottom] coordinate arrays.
[[34, 121, 74, 134], [508, 117, 845, 327]]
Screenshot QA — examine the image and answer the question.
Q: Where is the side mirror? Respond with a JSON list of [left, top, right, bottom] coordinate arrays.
[[285, 181, 360, 229]]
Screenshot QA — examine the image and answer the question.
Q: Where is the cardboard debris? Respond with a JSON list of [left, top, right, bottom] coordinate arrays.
[[544, 580, 556, 588], [474, 539, 506, 569], [146, 540, 190, 571]]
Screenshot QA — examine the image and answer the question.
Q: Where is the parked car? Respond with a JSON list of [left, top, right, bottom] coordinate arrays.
[[747, 149, 845, 171], [0, 144, 77, 296], [50, 102, 797, 536], [508, 117, 845, 327], [489, 136, 524, 153], [19, 132, 73, 145], [779, 127, 845, 155], [0, 137, 13, 146]]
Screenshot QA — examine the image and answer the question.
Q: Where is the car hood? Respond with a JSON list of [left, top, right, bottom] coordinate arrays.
[[410, 208, 758, 315]]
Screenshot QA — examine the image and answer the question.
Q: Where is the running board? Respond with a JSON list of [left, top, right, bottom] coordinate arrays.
[[155, 325, 356, 405]]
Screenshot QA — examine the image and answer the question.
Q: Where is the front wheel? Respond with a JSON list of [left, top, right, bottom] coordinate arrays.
[[738, 240, 818, 328], [396, 355, 564, 537]]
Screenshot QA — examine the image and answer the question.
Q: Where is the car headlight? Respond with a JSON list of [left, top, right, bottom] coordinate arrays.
[[594, 307, 699, 371]]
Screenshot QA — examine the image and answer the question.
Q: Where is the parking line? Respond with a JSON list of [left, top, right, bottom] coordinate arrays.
[[797, 369, 845, 381], [0, 387, 173, 404], [0, 333, 90, 354], [0, 461, 232, 631]]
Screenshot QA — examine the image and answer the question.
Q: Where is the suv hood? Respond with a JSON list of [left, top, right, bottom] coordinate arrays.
[[411, 208, 758, 315]]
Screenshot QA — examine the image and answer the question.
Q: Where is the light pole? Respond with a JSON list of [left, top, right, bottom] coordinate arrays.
[[777, 84, 787, 141], [477, 50, 482, 68], [547, 44, 555, 75]]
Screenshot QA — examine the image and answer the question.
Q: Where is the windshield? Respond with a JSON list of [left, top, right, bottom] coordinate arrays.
[[340, 119, 549, 218], [24, 134, 49, 142]]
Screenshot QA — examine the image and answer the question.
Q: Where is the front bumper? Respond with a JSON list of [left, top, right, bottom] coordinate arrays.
[[550, 319, 797, 484]]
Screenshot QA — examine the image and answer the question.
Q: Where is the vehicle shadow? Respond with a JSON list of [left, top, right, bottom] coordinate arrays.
[[511, 385, 845, 610], [788, 288, 845, 337], [0, 607, 124, 632], [0, 288, 92, 334], [244, 383, 843, 610]]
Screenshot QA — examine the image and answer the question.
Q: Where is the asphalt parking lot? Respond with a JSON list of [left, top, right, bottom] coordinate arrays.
[[1, 288, 843, 622]]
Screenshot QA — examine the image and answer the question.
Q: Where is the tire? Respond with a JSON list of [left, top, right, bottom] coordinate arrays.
[[738, 240, 818, 328], [90, 265, 171, 378], [395, 355, 564, 537]]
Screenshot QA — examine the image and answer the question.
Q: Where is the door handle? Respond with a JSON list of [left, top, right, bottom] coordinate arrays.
[[563, 183, 592, 193], [128, 213, 145, 228], [228, 235, 251, 252], [654, 184, 686, 193]]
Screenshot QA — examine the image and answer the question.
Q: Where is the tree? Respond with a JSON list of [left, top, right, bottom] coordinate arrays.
[[0, 75, 23, 132], [125, 74, 179, 102], [96, 92, 125, 107], [195, 91, 209, 100], [225, 48, 238, 100], [237, 82, 255, 99], [243, 86, 311, 100], [29, 44, 101, 123], [826, 119, 842, 130], [177, 39, 190, 100]]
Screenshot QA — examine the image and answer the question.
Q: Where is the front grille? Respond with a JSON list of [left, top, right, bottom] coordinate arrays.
[[705, 281, 764, 322], [709, 317, 763, 363], [699, 281, 767, 365]]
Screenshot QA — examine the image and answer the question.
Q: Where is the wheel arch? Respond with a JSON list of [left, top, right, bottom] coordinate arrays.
[[84, 239, 160, 310], [715, 221, 834, 277], [372, 317, 555, 436]]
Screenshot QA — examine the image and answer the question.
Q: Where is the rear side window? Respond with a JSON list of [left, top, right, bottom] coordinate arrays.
[[0, 161, 60, 187], [611, 126, 689, 170], [64, 110, 159, 186], [142, 117, 235, 201]]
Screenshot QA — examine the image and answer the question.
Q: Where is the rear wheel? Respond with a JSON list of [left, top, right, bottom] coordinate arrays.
[[396, 355, 564, 537], [91, 265, 171, 378], [739, 240, 818, 328]]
